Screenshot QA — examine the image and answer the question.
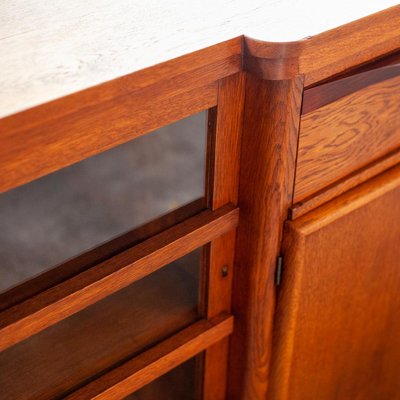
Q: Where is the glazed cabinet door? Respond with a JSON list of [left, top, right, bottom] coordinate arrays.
[[0, 72, 244, 400], [269, 165, 400, 400]]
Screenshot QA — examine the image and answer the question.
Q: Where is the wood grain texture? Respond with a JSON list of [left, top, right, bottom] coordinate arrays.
[[290, 147, 400, 219], [0, 251, 201, 400], [0, 82, 217, 194], [125, 357, 198, 400], [203, 73, 245, 400], [64, 314, 233, 400], [1, 6, 400, 398], [228, 74, 303, 399], [302, 51, 400, 114], [299, 4, 400, 86], [0, 204, 238, 351], [269, 164, 400, 399], [305, 47, 400, 88], [2, 5, 400, 195], [206, 73, 245, 209], [0, 198, 204, 311], [294, 74, 400, 202], [244, 4, 400, 84], [0, 38, 240, 194], [1, 1, 397, 118]]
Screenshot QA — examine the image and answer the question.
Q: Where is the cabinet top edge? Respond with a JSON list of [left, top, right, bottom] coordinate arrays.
[[1, 1, 399, 120]]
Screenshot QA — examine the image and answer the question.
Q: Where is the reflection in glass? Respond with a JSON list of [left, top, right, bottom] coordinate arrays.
[[125, 355, 202, 400], [0, 249, 202, 400], [0, 112, 206, 293]]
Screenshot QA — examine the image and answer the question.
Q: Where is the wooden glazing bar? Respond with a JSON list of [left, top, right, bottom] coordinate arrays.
[[64, 314, 234, 400], [0, 250, 202, 400], [0, 204, 239, 351], [0, 198, 205, 311]]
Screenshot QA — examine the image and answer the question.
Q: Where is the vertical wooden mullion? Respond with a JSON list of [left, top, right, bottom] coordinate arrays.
[[201, 73, 246, 399], [228, 74, 304, 399]]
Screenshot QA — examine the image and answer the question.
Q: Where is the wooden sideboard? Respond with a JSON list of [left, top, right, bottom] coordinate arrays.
[[0, 4, 400, 399]]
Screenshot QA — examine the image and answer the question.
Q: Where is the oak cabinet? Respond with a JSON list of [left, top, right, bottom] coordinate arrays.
[[268, 45, 400, 400], [270, 167, 400, 399], [1, 5, 400, 400]]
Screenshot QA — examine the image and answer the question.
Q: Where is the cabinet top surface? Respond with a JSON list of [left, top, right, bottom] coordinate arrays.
[[0, 0, 398, 119]]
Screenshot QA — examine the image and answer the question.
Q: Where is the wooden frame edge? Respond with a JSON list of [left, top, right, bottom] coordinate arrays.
[[0, 38, 242, 194], [64, 314, 234, 400], [243, 4, 400, 85], [0, 83, 217, 193], [0, 198, 205, 311], [290, 147, 400, 219], [228, 74, 304, 399], [302, 52, 400, 114], [0, 204, 239, 351], [202, 73, 245, 400], [290, 164, 400, 235], [2, 5, 400, 193]]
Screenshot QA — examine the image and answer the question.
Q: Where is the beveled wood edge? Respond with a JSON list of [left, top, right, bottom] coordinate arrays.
[[289, 163, 400, 236], [302, 54, 400, 114], [1, 38, 241, 130], [1, 4, 398, 126], [0, 37, 240, 194], [1, 4, 399, 128], [0, 198, 205, 311], [64, 313, 233, 400], [0, 204, 239, 352], [0, 83, 218, 194], [243, 4, 400, 84], [289, 148, 400, 219]]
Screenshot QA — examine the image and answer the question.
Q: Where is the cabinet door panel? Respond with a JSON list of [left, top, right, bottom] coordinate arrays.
[[270, 166, 400, 399]]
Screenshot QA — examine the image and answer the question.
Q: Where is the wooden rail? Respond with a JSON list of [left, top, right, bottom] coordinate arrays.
[[0, 204, 239, 351]]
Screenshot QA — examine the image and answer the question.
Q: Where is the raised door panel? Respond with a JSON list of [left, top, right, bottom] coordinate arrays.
[[269, 165, 400, 399]]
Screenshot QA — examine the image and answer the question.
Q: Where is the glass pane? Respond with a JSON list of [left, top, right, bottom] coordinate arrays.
[[0, 112, 206, 293], [0, 249, 202, 400], [125, 355, 202, 400]]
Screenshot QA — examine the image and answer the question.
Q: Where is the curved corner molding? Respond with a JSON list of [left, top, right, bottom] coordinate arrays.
[[243, 4, 400, 85], [243, 37, 305, 81], [1, 5, 400, 194]]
